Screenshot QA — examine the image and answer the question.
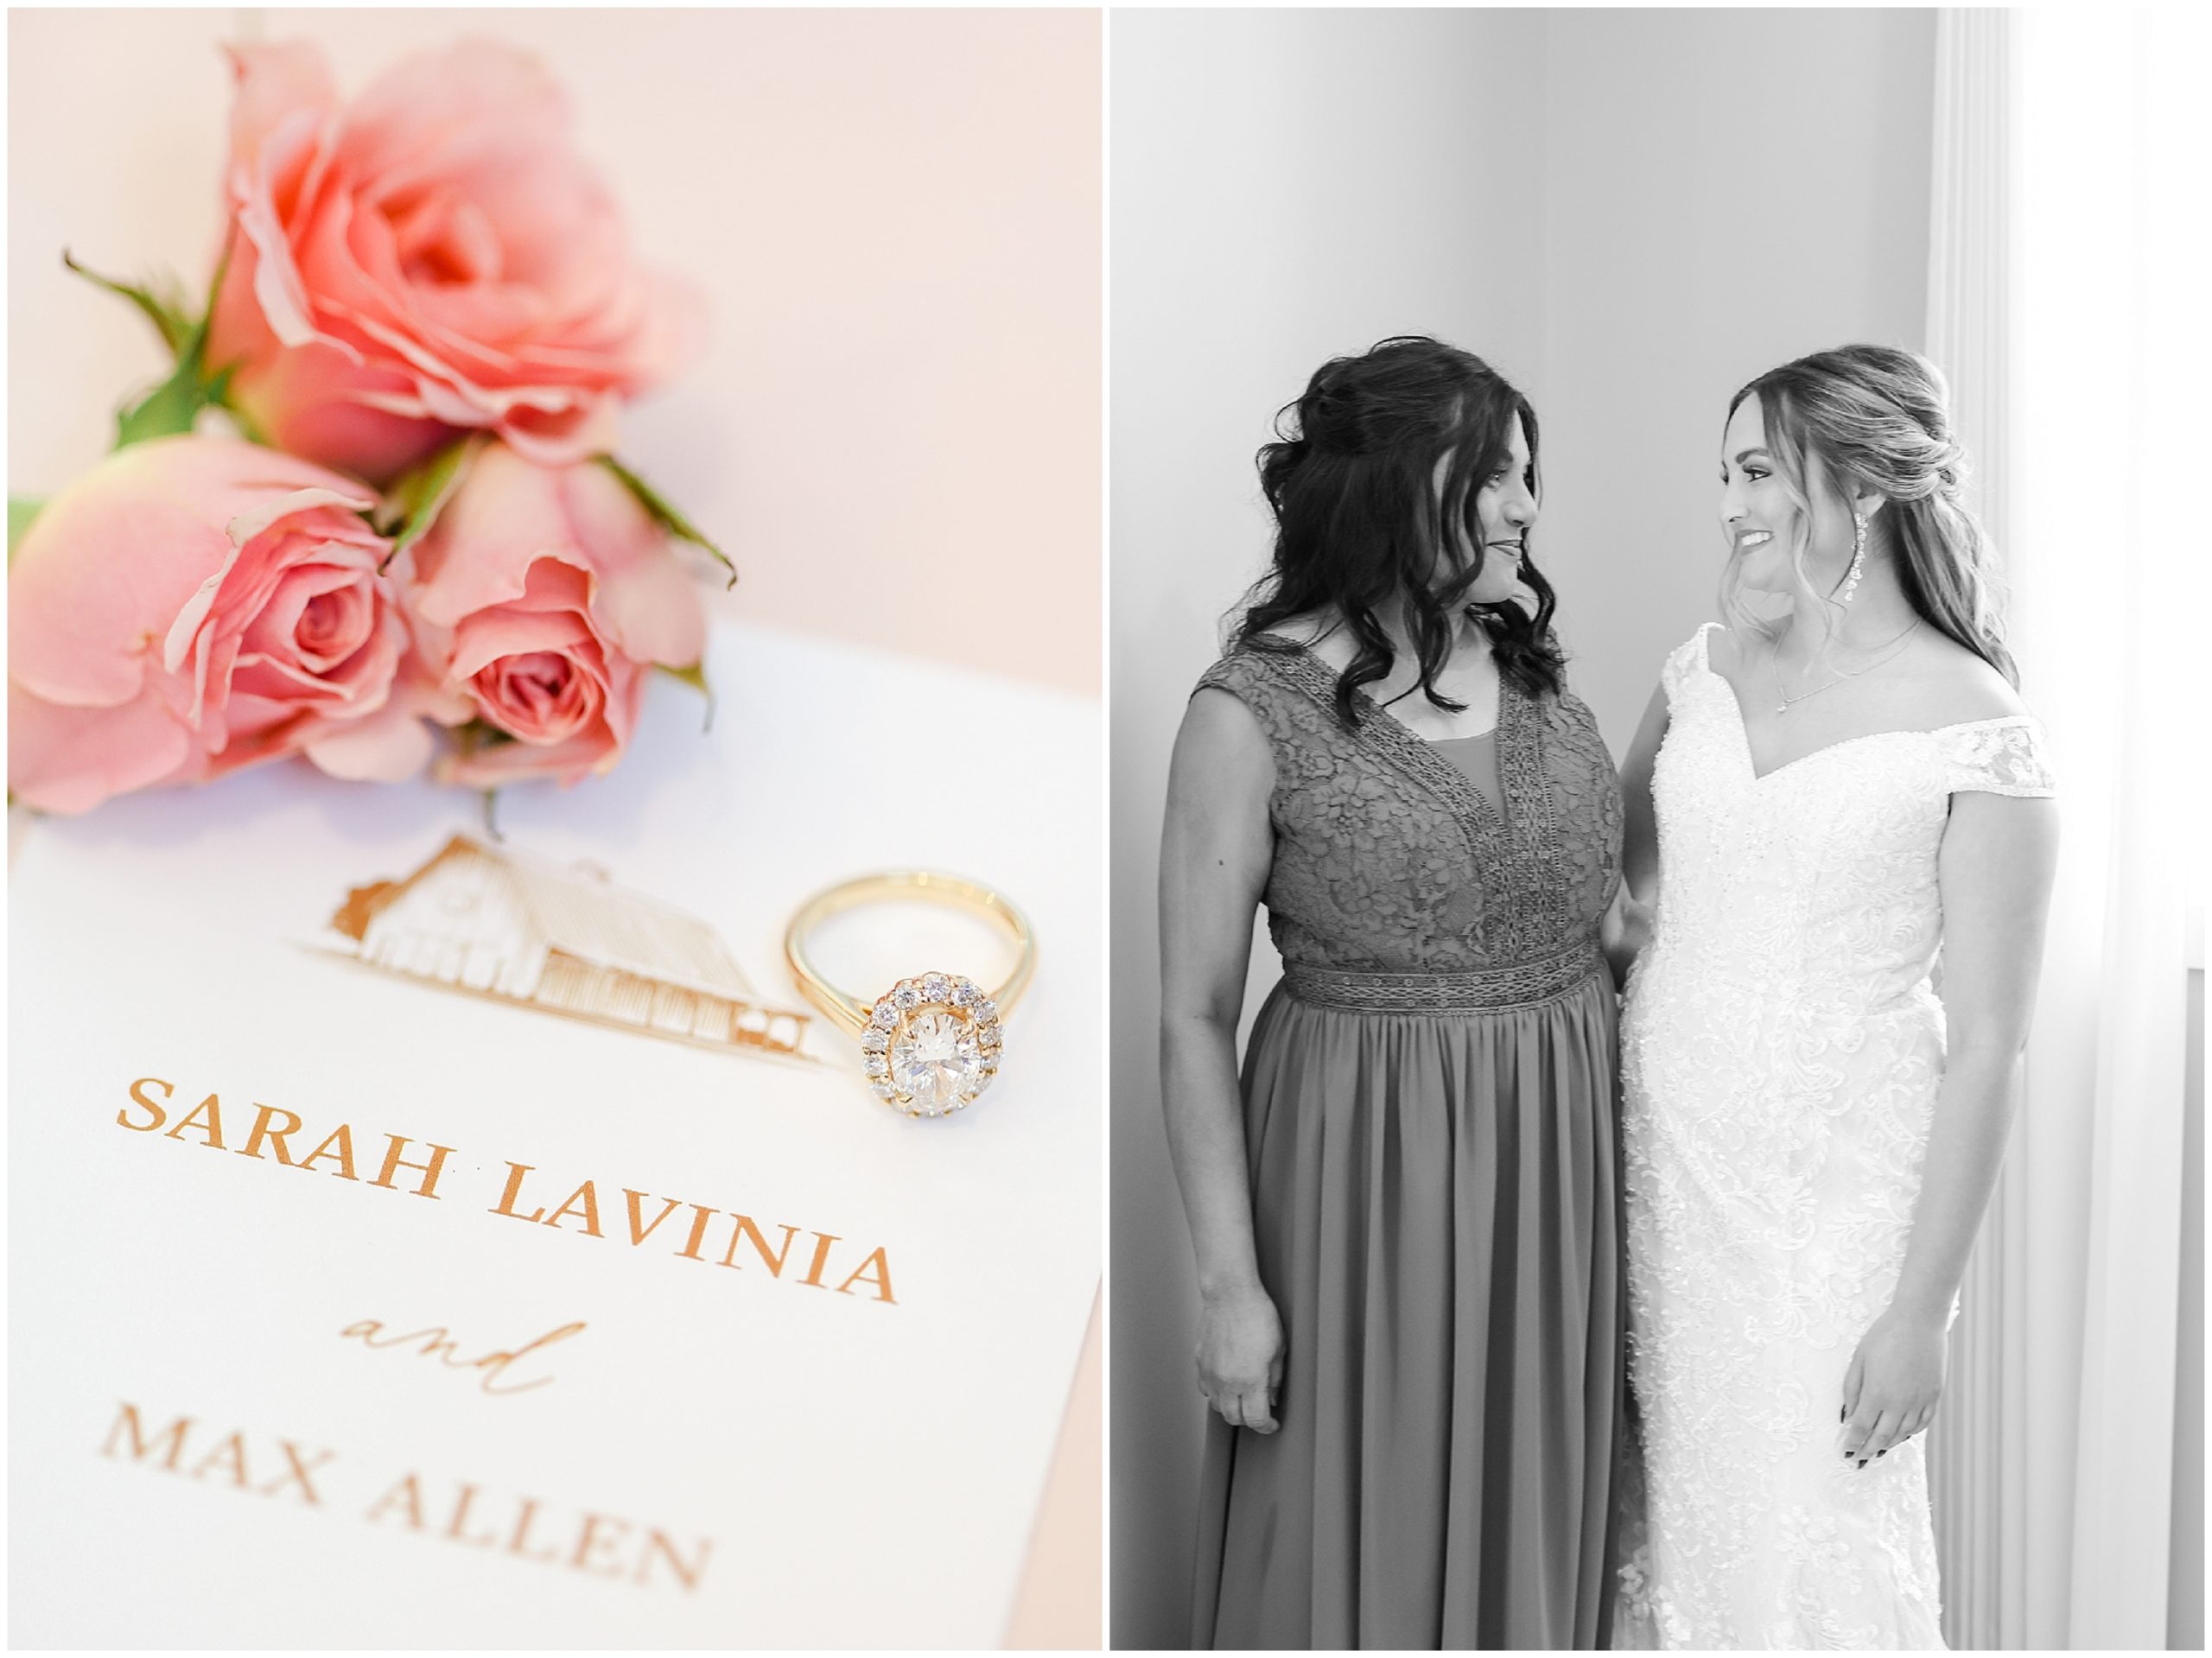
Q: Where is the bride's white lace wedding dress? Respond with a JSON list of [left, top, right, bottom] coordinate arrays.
[[1613, 624, 2054, 1650]]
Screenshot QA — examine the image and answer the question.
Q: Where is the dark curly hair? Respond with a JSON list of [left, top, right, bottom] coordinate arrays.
[[1233, 335, 1565, 727]]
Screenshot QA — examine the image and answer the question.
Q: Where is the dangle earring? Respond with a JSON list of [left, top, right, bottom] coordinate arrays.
[[1836, 511, 1868, 607]]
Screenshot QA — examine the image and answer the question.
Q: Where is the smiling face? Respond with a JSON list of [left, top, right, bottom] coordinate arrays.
[[1432, 410, 1537, 605], [1719, 393, 1858, 595], [1719, 395, 1795, 593]]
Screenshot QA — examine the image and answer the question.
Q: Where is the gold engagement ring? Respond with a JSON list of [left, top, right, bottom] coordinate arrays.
[[782, 871, 1036, 1117]]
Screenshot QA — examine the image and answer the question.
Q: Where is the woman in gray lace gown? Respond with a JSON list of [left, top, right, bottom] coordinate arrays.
[[1160, 337, 1626, 1648]]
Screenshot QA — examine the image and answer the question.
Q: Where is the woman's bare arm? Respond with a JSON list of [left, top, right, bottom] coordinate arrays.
[[1604, 681, 1672, 984], [1840, 789, 2061, 1464], [1160, 686, 1285, 1432]]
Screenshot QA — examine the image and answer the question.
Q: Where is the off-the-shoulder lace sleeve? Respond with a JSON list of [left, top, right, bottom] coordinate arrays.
[[1936, 717, 2056, 797]]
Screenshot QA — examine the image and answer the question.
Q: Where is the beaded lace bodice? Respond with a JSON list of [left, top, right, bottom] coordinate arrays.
[[1193, 643, 1622, 981], [1636, 623, 2055, 1017], [1614, 622, 2056, 1650]]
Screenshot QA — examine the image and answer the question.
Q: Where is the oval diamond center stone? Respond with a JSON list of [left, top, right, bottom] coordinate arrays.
[[891, 1009, 980, 1109]]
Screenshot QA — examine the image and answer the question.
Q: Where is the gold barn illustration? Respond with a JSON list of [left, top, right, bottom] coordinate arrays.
[[322, 835, 814, 1061]]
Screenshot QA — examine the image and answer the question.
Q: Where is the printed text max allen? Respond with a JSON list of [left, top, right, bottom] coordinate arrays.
[[102, 1401, 709, 1592]]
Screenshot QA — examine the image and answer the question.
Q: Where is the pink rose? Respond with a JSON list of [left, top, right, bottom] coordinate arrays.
[[8, 435, 435, 814], [405, 441, 705, 787], [206, 38, 701, 484]]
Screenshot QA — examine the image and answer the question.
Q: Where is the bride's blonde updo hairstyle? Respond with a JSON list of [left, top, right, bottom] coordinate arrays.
[[1723, 344, 2018, 686]]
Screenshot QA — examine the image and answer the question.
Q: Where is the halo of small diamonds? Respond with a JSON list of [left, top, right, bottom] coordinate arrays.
[[862, 971, 1004, 1118]]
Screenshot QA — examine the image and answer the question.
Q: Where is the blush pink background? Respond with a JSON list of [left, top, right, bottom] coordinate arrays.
[[6, 9, 1101, 1644], [6, 8, 1102, 698]]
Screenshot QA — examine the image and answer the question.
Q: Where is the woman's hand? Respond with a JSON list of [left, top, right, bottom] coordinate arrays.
[[1602, 888, 1653, 988], [1196, 1284, 1286, 1433], [1840, 1305, 1948, 1467]]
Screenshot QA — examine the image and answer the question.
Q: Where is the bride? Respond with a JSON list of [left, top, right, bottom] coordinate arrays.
[[1611, 345, 2060, 1648]]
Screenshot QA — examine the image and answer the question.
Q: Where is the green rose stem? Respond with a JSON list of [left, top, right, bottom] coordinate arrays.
[[449, 721, 518, 840]]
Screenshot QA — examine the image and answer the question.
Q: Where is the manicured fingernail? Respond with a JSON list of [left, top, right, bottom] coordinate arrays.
[[1877, 1450, 1887, 1459], [1856, 1458, 1868, 1469]]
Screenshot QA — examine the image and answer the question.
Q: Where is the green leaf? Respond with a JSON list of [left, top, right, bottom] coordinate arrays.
[[375, 434, 486, 569], [113, 349, 214, 447], [454, 717, 518, 752], [61, 250, 195, 356], [9, 497, 44, 562], [599, 455, 735, 589], [100, 235, 238, 453], [658, 659, 716, 733]]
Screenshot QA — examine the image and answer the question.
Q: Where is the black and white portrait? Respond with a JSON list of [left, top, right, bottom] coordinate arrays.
[[1109, 8, 2203, 1650]]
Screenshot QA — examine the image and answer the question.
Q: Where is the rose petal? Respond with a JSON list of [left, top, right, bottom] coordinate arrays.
[[8, 679, 198, 814], [407, 444, 578, 621], [243, 563, 372, 669], [223, 41, 337, 186], [161, 485, 379, 727], [435, 725, 609, 789], [8, 440, 372, 708], [6, 435, 410, 804], [475, 648, 598, 744], [302, 696, 437, 781], [204, 35, 689, 480], [561, 461, 706, 667], [494, 397, 621, 470], [448, 603, 595, 681]]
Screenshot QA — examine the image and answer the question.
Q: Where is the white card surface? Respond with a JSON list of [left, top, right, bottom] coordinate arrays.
[[7, 621, 1102, 1648]]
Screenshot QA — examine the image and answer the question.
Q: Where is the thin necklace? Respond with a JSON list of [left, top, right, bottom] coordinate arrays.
[[1770, 616, 1923, 713]]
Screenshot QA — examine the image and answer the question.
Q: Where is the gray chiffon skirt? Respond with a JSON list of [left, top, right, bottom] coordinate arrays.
[[1191, 969, 1625, 1650]]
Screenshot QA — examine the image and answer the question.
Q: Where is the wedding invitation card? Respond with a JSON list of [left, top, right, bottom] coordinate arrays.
[[8, 621, 1103, 1648]]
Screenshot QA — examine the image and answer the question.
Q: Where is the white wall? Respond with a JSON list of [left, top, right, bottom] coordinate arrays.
[[1109, 9, 1935, 1644], [1534, 9, 1934, 748]]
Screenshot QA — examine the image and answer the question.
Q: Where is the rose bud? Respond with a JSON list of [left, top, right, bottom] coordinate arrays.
[[404, 441, 706, 788], [9, 435, 435, 813]]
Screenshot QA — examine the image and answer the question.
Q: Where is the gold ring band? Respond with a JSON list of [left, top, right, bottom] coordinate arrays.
[[783, 871, 1036, 1116]]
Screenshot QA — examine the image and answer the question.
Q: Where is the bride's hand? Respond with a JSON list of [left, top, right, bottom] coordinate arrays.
[[1840, 1305, 1948, 1467], [1602, 891, 1654, 988], [1196, 1284, 1286, 1433]]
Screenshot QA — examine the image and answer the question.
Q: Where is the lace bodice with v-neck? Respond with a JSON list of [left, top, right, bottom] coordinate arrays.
[[1636, 623, 2054, 1014], [1193, 642, 1622, 980]]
